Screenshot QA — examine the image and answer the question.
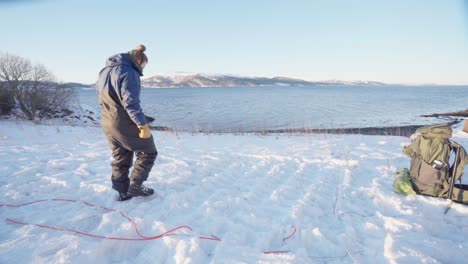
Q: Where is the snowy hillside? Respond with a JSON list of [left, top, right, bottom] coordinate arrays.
[[57, 73, 387, 89], [141, 73, 387, 88], [0, 121, 467, 263]]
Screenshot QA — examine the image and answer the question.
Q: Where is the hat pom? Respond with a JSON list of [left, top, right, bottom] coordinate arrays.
[[135, 44, 146, 52]]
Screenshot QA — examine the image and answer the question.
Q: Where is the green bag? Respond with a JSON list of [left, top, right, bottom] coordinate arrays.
[[393, 168, 416, 195], [402, 124, 468, 203]]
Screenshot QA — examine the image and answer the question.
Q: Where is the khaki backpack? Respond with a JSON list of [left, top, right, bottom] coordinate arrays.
[[403, 124, 468, 203]]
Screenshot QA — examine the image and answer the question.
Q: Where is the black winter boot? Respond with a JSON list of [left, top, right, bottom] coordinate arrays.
[[117, 192, 133, 201], [128, 183, 155, 197]]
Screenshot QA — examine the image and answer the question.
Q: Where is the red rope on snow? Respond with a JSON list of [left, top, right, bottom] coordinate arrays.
[[1, 199, 294, 253], [5, 218, 191, 241], [264, 251, 290, 254], [1, 199, 214, 241], [0, 199, 49, 207], [262, 225, 297, 254], [199, 235, 222, 241], [283, 225, 297, 241]]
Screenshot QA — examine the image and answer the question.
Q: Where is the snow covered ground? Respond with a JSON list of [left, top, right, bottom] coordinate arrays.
[[0, 120, 467, 264]]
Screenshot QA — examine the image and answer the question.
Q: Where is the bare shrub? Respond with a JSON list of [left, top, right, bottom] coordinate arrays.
[[0, 81, 15, 114], [0, 52, 75, 120]]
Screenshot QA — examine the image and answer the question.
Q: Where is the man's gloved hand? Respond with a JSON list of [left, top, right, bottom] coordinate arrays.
[[137, 124, 151, 138]]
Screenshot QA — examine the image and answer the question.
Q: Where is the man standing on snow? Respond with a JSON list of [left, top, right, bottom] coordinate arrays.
[[96, 45, 157, 201]]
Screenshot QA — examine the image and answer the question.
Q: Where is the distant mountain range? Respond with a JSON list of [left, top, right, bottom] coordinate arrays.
[[65, 73, 387, 88], [140, 73, 387, 88], [62, 82, 93, 88]]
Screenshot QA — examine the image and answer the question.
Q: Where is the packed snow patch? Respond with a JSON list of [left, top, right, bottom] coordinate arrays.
[[0, 121, 467, 263]]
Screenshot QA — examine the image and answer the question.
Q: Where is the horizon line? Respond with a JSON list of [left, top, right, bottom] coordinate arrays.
[[66, 72, 468, 87]]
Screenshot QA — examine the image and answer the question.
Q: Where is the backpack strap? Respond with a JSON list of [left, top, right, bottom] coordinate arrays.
[[449, 184, 468, 203], [449, 140, 468, 182]]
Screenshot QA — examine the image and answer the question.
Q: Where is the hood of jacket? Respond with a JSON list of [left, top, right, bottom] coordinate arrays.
[[105, 53, 143, 76]]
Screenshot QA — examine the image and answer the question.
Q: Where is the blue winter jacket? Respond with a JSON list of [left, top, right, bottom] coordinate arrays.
[[97, 53, 147, 126], [96, 53, 155, 152]]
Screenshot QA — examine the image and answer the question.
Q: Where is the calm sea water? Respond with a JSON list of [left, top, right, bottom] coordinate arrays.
[[80, 85, 468, 132]]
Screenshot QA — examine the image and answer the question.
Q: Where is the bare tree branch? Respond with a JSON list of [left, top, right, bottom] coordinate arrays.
[[0, 52, 75, 120]]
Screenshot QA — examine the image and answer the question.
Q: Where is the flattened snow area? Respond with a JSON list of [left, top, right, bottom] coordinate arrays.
[[0, 121, 467, 263]]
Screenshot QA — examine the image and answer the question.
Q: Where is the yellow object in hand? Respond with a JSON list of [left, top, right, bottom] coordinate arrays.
[[137, 124, 151, 138]]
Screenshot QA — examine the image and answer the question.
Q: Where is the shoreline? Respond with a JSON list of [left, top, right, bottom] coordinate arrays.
[[247, 125, 434, 137], [148, 120, 463, 137], [2, 113, 464, 137], [146, 110, 467, 137]]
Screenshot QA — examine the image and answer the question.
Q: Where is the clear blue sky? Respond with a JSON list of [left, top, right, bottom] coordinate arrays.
[[1, 0, 468, 85]]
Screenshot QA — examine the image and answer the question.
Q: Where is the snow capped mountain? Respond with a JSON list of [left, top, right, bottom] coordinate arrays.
[[141, 73, 387, 88], [66, 73, 387, 89]]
